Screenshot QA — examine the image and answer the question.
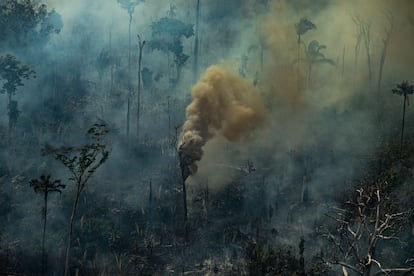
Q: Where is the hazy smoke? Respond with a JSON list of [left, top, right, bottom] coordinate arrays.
[[178, 65, 265, 181]]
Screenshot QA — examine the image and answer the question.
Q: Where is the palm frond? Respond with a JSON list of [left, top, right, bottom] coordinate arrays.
[[295, 18, 316, 36]]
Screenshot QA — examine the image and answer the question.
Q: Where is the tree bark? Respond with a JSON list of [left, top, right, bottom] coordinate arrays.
[[64, 186, 81, 276]]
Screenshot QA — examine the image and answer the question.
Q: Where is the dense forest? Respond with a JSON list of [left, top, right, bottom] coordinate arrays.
[[1, 0, 414, 275]]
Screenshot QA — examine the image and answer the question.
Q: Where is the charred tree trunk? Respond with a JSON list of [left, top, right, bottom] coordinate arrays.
[[178, 150, 191, 223], [182, 179, 188, 223]]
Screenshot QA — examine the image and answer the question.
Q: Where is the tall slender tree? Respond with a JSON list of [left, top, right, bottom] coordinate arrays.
[[0, 55, 35, 139], [42, 123, 110, 276], [136, 34, 146, 141], [304, 40, 335, 88], [392, 81, 414, 157], [193, 0, 201, 82], [353, 17, 372, 90], [377, 13, 393, 95], [29, 174, 65, 276], [295, 18, 316, 92], [117, 0, 143, 138]]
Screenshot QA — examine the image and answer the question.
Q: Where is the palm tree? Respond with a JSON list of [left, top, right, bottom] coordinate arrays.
[[42, 123, 109, 276], [295, 18, 316, 92], [29, 174, 65, 275], [305, 40, 335, 88], [392, 81, 414, 156]]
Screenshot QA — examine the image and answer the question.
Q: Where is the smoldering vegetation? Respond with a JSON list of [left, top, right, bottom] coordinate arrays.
[[1, 0, 414, 275]]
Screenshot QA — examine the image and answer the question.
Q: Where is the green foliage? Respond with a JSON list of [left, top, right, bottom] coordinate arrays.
[[0, 54, 36, 95], [42, 123, 110, 192], [149, 17, 194, 72], [0, 0, 62, 48], [151, 17, 194, 39]]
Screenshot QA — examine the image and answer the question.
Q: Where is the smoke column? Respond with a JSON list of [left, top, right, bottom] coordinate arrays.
[[178, 65, 265, 181]]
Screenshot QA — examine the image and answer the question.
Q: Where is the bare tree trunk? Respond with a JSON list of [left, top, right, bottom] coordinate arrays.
[[182, 180, 188, 223], [64, 187, 81, 276], [361, 22, 372, 90], [137, 35, 145, 142], [400, 95, 407, 157], [342, 45, 345, 78], [127, 98, 130, 138], [42, 191, 48, 276], [377, 14, 393, 95], [7, 93, 12, 142], [353, 17, 363, 91], [167, 96, 171, 141], [193, 0, 200, 82], [126, 13, 132, 138], [298, 36, 301, 90], [307, 62, 312, 89]]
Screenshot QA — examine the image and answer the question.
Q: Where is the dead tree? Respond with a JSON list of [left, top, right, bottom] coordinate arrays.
[[322, 187, 414, 275], [353, 16, 372, 90], [377, 12, 393, 95]]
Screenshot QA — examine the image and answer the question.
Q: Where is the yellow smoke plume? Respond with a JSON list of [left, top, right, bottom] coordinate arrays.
[[178, 65, 265, 180]]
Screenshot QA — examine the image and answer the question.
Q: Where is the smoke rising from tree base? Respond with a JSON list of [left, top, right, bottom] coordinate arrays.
[[178, 65, 265, 181]]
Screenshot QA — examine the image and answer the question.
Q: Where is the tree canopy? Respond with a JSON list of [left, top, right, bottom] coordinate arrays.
[[0, 0, 62, 49], [0, 54, 36, 95]]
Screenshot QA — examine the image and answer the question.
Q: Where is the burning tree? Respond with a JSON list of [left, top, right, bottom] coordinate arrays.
[[178, 66, 265, 222], [178, 137, 203, 222]]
